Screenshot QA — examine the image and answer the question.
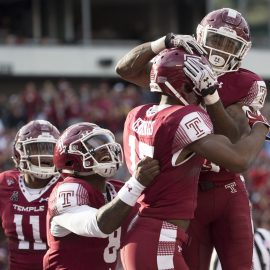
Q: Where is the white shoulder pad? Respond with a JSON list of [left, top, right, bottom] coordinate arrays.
[[179, 111, 213, 143], [55, 183, 89, 214]]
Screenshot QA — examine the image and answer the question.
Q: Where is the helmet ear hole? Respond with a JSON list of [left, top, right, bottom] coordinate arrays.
[[65, 160, 74, 167], [183, 82, 193, 93]]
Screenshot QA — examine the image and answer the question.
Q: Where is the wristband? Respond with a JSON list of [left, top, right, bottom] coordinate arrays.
[[204, 91, 220, 105], [117, 177, 146, 206], [150, 36, 166, 54]]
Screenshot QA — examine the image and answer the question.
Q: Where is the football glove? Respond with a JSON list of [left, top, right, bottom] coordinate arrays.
[[242, 106, 270, 140], [183, 57, 219, 97], [165, 33, 207, 55]]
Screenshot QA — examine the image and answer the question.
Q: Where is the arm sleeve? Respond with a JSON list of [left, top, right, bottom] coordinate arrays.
[[51, 205, 107, 238]]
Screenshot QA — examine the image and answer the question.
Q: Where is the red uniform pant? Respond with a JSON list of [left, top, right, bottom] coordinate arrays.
[[183, 176, 253, 270], [121, 216, 188, 270]]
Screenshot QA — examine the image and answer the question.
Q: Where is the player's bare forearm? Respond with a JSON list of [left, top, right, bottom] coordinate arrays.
[[96, 198, 132, 234], [96, 157, 159, 234], [233, 123, 267, 168], [115, 42, 155, 88], [188, 124, 267, 172], [226, 103, 251, 139], [206, 100, 240, 142]]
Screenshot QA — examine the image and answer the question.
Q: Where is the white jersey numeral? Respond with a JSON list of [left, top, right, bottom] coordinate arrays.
[[128, 135, 154, 173], [104, 228, 121, 263], [14, 214, 47, 250]]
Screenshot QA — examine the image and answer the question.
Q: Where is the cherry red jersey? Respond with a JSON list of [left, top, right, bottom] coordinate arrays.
[[44, 177, 136, 270], [0, 169, 61, 270], [123, 104, 213, 220], [218, 68, 267, 109], [200, 68, 268, 182]]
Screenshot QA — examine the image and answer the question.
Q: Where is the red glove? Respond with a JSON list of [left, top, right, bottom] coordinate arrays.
[[242, 105, 270, 130]]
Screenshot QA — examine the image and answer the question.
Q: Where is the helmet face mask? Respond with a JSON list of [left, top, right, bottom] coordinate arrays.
[[196, 8, 252, 74], [13, 120, 60, 179], [205, 30, 244, 55], [70, 130, 123, 177], [54, 123, 123, 178]]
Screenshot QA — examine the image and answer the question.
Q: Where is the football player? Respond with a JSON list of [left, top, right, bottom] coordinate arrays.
[[116, 47, 269, 269], [115, 8, 267, 270], [43, 122, 160, 270], [0, 120, 61, 270]]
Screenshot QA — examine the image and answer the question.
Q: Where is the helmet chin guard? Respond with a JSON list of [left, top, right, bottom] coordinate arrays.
[[27, 164, 57, 179], [93, 163, 118, 178]]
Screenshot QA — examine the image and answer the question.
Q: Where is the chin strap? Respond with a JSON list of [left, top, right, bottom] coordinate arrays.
[[61, 165, 117, 178], [61, 169, 97, 177]]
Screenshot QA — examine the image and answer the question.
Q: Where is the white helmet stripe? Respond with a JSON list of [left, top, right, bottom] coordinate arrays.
[[164, 81, 189, 105]]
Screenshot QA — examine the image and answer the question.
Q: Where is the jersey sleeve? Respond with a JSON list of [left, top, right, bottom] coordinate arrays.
[[240, 80, 267, 110], [49, 183, 107, 238], [172, 110, 213, 152], [53, 182, 90, 215]]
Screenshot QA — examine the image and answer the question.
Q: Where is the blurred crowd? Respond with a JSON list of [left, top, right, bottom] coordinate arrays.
[[0, 79, 157, 174], [0, 79, 269, 229]]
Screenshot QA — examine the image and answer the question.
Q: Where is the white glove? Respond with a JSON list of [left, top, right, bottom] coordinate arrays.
[[184, 57, 219, 97], [165, 33, 207, 55]]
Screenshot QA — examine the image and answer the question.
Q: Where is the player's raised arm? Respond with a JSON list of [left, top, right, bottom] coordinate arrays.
[[115, 33, 205, 88], [115, 41, 154, 88]]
